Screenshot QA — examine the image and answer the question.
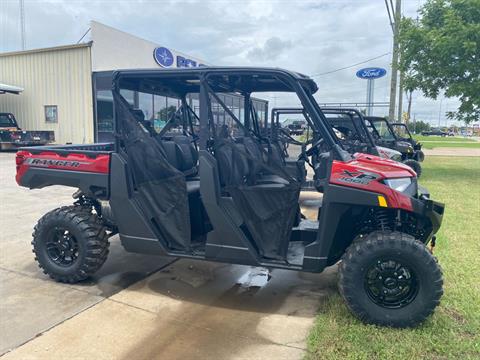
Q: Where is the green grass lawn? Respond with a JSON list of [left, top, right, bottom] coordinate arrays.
[[412, 135, 480, 149], [307, 156, 480, 360]]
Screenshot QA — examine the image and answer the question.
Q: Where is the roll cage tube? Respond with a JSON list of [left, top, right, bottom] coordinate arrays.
[[111, 67, 350, 160], [366, 117, 399, 141], [320, 108, 380, 155], [201, 69, 347, 161], [269, 108, 314, 145], [392, 123, 414, 141]]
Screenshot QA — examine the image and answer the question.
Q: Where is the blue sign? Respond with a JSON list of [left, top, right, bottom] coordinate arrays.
[[356, 67, 387, 80], [153, 47, 205, 68], [153, 47, 174, 67]]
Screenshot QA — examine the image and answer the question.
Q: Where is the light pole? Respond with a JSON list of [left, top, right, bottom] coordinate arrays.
[[388, 0, 402, 121], [438, 98, 443, 128]]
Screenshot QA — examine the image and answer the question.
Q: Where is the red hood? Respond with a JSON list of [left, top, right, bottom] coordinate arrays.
[[351, 153, 416, 178], [329, 153, 416, 211]]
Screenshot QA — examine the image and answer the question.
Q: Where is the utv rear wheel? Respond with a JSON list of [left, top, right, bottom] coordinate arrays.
[[403, 159, 422, 178], [32, 206, 109, 283], [338, 231, 443, 328]]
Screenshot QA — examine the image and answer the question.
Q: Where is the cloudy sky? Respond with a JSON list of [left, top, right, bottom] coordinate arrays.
[[0, 0, 460, 125]]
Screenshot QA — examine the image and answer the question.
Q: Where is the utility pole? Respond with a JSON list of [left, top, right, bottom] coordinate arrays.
[[19, 0, 26, 50], [388, 0, 401, 121], [397, 69, 404, 122], [406, 89, 413, 124]]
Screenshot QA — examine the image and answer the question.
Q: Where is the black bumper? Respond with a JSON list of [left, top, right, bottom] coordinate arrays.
[[411, 192, 445, 239], [414, 150, 425, 162]]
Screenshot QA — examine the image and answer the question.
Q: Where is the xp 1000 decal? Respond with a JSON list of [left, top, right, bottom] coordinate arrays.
[[338, 170, 379, 185]]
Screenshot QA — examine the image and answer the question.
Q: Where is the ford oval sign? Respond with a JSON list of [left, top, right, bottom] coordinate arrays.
[[356, 67, 387, 80], [154, 47, 174, 67]]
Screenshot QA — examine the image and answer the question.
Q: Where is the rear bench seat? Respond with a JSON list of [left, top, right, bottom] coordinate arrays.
[[156, 135, 200, 193], [215, 137, 289, 187]]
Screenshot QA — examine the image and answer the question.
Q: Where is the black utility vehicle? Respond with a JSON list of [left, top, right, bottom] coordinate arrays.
[[391, 123, 425, 162], [16, 68, 444, 327], [365, 116, 424, 177], [421, 128, 448, 137]]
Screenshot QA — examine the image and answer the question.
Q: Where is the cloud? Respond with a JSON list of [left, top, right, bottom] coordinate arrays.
[[0, 0, 460, 125], [247, 37, 292, 61]]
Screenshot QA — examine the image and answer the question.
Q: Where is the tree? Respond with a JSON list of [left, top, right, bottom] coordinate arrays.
[[157, 105, 178, 122], [399, 0, 480, 124], [407, 120, 431, 134]]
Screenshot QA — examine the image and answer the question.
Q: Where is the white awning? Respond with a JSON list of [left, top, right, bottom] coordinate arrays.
[[0, 83, 24, 94]]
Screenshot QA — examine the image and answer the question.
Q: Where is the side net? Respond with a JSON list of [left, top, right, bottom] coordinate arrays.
[[114, 92, 191, 250]]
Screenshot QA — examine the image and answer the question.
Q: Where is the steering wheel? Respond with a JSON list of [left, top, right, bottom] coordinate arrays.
[[305, 138, 324, 157]]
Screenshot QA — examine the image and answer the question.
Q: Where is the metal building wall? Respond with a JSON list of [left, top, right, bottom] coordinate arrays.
[[0, 44, 94, 144]]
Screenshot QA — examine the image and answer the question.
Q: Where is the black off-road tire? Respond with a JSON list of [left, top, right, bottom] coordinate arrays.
[[32, 206, 110, 283], [403, 159, 422, 178], [338, 231, 443, 328]]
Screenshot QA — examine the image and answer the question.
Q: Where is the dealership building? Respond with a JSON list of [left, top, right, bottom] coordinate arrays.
[[0, 21, 267, 144]]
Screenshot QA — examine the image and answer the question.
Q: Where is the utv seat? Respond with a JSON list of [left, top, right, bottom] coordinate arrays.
[[239, 137, 290, 185], [215, 139, 289, 189], [157, 135, 199, 178]]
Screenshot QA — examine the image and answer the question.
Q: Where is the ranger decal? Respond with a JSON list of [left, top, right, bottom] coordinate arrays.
[[26, 158, 88, 168]]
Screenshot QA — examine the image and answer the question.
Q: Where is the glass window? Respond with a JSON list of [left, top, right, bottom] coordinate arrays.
[[96, 90, 114, 138], [120, 89, 135, 106], [153, 95, 168, 133], [0, 113, 16, 127], [138, 92, 153, 121], [44, 105, 58, 123]]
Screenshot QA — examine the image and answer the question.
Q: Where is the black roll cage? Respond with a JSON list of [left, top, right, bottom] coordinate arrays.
[[391, 122, 414, 140], [320, 108, 379, 152], [111, 67, 350, 161], [269, 107, 314, 146], [365, 116, 399, 141]]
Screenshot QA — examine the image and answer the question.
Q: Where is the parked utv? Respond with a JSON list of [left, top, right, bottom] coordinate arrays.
[[365, 116, 423, 177], [391, 123, 425, 162], [321, 108, 406, 162], [16, 67, 444, 328], [269, 107, 404, 172]]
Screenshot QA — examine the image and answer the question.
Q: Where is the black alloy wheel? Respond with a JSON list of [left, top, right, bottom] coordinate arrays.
[[364, 258, 418, 309]]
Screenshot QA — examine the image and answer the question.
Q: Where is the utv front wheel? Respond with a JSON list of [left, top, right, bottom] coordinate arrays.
[[403, 159, 422, 177], [338, 231, 443, 327], [32, 206, 109, 283]]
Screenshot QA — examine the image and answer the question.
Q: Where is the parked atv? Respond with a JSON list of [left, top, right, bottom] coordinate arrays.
[[391, 123, 425, 162], [364, 116, 423, 177], [16, 67, 444, 327]]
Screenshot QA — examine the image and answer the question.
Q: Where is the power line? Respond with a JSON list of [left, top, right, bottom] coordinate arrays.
[[310, 52, 391, 77], [384, 0, 394, 33]]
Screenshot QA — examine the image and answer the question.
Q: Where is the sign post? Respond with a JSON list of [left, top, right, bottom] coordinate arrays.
[[356, 67, 387, 116]]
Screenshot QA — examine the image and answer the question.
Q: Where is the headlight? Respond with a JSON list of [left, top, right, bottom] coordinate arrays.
[[384, 177, 412, 192]]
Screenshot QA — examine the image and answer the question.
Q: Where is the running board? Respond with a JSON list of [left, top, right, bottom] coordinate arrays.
[[290, 219, 319, 243]]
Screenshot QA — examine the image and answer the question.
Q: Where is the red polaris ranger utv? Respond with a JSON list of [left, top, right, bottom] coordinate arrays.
[[16, 68, 445, 327]]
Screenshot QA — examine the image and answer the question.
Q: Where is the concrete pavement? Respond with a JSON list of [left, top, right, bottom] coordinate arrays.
[[0, 151, 334, 359], [3, 260, 337, 360], [423, 147, 480, 157], [0, 153, 175, 355]]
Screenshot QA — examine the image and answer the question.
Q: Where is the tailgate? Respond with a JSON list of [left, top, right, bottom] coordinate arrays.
[[0, 130, 55, 145], [16, 147, 111, 199], [20, 130, 55, 143]]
